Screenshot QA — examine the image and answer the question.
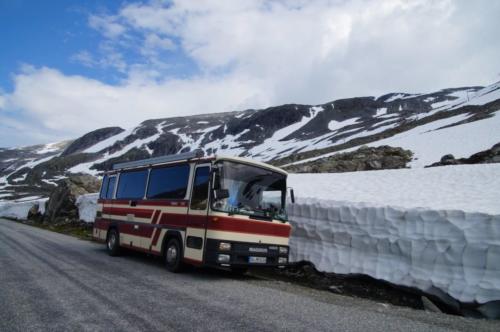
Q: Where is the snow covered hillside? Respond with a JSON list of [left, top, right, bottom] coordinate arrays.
[[1, 81, 499, 199]]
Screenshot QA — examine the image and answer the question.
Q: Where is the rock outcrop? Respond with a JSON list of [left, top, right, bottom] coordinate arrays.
[[284, 145, 413, 173], [44, 175, 100, 223], [426, 142, 500, 167]]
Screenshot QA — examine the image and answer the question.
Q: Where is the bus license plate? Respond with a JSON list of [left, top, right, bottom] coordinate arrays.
[[249, 256, 267, 264]]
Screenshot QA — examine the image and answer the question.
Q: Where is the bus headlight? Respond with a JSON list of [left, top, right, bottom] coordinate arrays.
[[279, 246, 288, 255], [278, 257, 288, 264], [218, 242, 231, 251], [217, 254, 230, 263]]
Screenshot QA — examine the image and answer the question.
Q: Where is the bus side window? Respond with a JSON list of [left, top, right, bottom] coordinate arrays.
[[99, 175, 109, 199], [116, 170, 148, 199], [190, 167, 210, 210], [106, 176, 117, 199]]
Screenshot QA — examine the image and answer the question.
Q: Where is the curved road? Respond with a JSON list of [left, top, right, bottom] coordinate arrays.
[[0, 219, 497, 332]]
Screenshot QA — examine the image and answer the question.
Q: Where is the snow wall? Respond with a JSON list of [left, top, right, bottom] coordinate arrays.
[[75, 193, 99, 223], [287, 197, 500, 304], [0, 194, 97, 223], [0, 198, 48, 219]]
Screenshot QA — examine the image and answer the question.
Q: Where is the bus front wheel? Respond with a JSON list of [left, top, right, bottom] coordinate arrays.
[[106, 228, 121, 256], [165, 238, 183, 273]]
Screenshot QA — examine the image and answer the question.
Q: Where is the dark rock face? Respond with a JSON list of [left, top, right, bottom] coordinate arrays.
[[43, 175, 100, 223], [147, 132, 183, 157], [285, 145, 413, 173], [61, 127, 124, 156], [25, 153, 98, 185], [426, 142, 500, 167]]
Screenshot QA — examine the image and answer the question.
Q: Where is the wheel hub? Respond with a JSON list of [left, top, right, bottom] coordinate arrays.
[[166, 245, 177, 264], [108, 233, 116, 250]]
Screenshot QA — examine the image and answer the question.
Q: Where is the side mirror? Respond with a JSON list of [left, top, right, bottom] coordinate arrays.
[[289, 188, 295, 204], [214, 189, 229, 200]]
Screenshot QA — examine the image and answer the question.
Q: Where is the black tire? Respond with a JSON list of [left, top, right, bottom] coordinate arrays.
[[165, 238, 184, 273], [106, 228, 121, 256]]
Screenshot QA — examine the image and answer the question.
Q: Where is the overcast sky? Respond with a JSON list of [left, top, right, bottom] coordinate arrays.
[[1, 0, 499, 147]]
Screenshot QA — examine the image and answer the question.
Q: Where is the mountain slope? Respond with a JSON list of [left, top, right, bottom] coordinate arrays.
[[1, 81, 499, 200]]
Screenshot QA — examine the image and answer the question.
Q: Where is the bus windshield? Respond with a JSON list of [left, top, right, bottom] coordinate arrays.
[[212, 161, 288, 221]]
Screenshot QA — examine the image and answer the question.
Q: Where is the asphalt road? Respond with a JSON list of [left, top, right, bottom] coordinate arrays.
[[0, 219, 498, 332]]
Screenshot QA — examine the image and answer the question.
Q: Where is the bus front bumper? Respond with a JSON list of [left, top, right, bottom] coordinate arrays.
[[205, 239, 289, 268]]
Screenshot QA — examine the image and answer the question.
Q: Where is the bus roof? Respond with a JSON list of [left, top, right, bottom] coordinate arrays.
[[214, 155, 288, 176], [109, 150, 287, 176]]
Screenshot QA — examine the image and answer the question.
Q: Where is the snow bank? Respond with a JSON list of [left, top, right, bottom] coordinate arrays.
[[0, 194, 99, 223], [288, 164, 500, 214], [75, 193, 99, 223], [0, 198, 48, 219], [287, 165, 500, 304], [287, 199, 500, 304]]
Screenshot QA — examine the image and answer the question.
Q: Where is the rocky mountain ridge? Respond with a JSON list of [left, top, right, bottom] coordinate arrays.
[[1, 81, 500, 200]]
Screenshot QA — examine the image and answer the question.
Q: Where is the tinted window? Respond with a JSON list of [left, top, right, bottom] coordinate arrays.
[[116, 170, 148, 199], [106, 177, 116, 199], [190, 167, 210, 210], [147, 165, 190, 199], [99, 175, 109, 199]]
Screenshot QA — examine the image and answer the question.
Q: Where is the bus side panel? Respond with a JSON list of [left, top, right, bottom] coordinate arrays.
[[103, 200, 189, 254]]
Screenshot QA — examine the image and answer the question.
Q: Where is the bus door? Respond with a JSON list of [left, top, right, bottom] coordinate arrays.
[[184, 164, 211, 263]]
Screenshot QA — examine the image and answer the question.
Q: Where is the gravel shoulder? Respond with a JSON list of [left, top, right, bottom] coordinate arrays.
[[1, 218, 498, 332]]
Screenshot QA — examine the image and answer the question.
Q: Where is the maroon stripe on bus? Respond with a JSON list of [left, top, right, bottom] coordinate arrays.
[[158, 213, 188, 228], [207, 216, 291, 238], [103, 207, 154, 219], [150, 210, 162, 246], [186, 214, 207, 228], [94, 218, 111, 230]]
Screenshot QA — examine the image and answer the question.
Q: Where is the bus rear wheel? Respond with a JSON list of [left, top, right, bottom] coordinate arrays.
[[165, 238, 183, 273], [106, 228, 121, 256]]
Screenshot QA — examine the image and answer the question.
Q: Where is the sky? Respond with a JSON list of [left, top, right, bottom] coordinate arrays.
[[0, 0, 499, 148]]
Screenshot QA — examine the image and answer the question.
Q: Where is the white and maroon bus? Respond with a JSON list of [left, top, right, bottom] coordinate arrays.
[[93, 150, 293, 273]]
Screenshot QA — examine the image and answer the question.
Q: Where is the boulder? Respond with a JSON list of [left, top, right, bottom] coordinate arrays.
[[27, 202, 43, 222], [440, 154, 455, 163], [44, 175, 100, 224]]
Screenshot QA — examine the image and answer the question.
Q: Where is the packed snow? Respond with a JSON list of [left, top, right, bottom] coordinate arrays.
[[287, 164, 500, 304], [0, 197, 47, 219], [76, 193, 99, 223], [287, 198, 500, 304], [288, 164, 500, 214]]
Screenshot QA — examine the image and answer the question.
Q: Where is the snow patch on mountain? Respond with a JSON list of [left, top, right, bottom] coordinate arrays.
[[328, 117, 360, 131], [84, 128, 133, 153], [369, 111, 500, 168]]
